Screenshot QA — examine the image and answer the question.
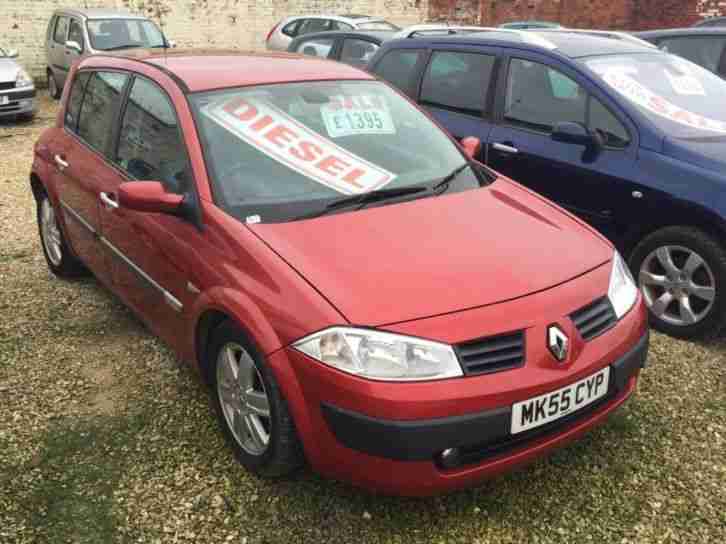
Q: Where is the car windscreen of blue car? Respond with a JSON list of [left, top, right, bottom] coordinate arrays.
[[585, 53, 726, 140]]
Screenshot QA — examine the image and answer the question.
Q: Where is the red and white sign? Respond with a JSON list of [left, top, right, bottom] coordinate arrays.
[[601, 71, 726, 134], [201, 96, 397, 195]]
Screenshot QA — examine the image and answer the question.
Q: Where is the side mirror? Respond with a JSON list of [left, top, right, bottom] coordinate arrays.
[[7, 49, 18, 58], [460, 136, 482, 160], [551, 122, 597, 147], [65, 40, 82, 53], [166, 39, 176, 48], [118, 182, 183, 214]]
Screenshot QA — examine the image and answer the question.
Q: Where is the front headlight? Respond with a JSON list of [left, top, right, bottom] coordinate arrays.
[[608, 251, 638, 319], [16, 68, 33, 88], [293, 327, 463, 381]]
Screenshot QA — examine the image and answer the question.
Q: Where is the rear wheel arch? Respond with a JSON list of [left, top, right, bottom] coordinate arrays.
[[30, 173, 46, 202]]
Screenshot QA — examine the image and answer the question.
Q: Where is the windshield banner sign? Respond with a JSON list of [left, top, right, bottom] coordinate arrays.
[[201, 96, 397, 195]]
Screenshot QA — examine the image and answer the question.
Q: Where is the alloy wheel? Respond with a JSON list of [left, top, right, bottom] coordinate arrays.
[[40, 198, 63, 266], [639, 245, 716, 327], [216, 342, 271, 456]]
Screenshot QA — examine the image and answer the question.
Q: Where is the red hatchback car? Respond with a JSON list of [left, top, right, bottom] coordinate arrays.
[[31, 50, 648, 496]]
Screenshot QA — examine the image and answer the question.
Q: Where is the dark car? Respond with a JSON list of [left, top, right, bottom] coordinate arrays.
[[288, 30, 395, 67], [369, 30, 726, 339], [693, 16, 726, 28], [637, 28, 726, 78]]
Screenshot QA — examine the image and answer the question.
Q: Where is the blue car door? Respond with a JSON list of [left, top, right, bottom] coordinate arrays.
[[486, 51, 641, 244], [416, 45, 501, 160]]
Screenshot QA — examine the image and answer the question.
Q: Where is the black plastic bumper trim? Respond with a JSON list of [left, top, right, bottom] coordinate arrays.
[[321, 330, 649, 462]]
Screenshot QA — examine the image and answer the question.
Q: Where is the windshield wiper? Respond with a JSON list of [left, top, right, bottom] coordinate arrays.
[[431, 163, 470, 194], [101, 44, 141, 51], [295, 186, 428, 220]]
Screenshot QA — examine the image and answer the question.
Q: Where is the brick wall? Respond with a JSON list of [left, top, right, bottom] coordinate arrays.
[[1, 0, 428, 82], [2, 1, 725, 84]]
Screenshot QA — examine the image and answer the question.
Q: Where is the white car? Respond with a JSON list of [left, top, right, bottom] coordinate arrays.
[[0, 47, 35, 121], [265, 14, 399, 51]]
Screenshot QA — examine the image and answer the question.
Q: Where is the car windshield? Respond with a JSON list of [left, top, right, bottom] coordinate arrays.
[[357, 21, 399, 31], [585, 53, 726, 139], [86, 18, 165, 50], [189, 80, 482, 223]]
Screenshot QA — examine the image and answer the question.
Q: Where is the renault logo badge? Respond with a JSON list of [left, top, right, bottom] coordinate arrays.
[[547, 325, 569, 362]]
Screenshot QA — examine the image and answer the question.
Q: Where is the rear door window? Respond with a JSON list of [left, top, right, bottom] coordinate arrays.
[[53, 16, 69, 44], [65, 71, 91, 131], [659, 36, 726, 73], [116, 77, 191, 193], [420, 51, 495, 116], [298, 19, 330, 35], [504, 59, 587, 132], [372, 49, 424, 98], [77, 71, 129, 157], [340, 38, 379, 67], [331, 21, 354, 31]]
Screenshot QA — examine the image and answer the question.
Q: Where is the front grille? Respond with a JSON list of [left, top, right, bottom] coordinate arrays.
[[455, 331, 525, 376], [0, 81, 15, 91], [571, 296, 617, 341]]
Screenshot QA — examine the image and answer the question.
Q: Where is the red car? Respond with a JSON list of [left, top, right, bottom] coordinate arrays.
[[31, 50, 648, 496]]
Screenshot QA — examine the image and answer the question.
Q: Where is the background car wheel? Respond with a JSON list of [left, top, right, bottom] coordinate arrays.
[[629, 226, 726, 339], [47, 70, 61, 100], [209, 320, 304, 477], [36, 191, 87, 278]]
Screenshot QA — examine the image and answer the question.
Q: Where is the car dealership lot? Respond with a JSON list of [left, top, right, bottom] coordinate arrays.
[[1, 96, 724, 543]]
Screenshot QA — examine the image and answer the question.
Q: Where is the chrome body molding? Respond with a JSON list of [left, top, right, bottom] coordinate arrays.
[[60, 199, 183, 313]]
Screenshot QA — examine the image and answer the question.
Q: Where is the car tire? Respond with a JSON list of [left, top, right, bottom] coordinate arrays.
[[47, 69, 61, 100], [629, 226, 726, 339], [36, 190, 87, 278], [208, 320, 304, 477]]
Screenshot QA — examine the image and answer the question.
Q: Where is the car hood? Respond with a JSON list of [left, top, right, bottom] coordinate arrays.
[[250, 180, 613, 326], [664, 135, 726, 175], [0, 58, 20, 83]]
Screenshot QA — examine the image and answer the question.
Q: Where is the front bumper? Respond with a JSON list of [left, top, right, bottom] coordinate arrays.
[[0, 88, 36, 118]]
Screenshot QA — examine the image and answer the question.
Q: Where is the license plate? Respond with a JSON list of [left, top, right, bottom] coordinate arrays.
[[0, 96, 8, 105], [511, 367, 610, 434]]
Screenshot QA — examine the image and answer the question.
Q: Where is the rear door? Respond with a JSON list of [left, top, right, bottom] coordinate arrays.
[[101, 75, 195, 342], [486, 52, 639, 242], [54, 70, 130, 279], [418, 46, 501, 160]]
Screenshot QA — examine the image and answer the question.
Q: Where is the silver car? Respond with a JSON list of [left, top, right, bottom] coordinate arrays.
[[45, 8, 170, 99], [265, 14, 399, 51], [0, 47, 35, 120]]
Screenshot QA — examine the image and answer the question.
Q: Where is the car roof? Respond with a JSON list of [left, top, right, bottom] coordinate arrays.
[[290, 30, 395, 45], [637, 27, 726, 39], [84, 50, 374, 92], [286, 14, 384, 23], [408, 29, 656, 58], [53, 8, 147, 20]]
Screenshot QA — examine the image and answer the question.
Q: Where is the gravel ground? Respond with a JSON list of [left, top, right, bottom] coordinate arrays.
[[1, 95, 724, 544]]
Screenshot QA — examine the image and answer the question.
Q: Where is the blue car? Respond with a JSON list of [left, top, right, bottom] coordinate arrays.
[[368, 30, 726, 339]]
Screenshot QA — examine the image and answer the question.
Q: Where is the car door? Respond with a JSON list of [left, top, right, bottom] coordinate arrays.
[[657, 35, 726, 78], [417, 46, 501, 160], [486, 53, 639, 242], [49, 15, 70, 86], [101, 75, 195, 343], [54, 70, 129, 279]]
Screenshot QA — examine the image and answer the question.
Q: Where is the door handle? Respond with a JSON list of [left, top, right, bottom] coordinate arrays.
[[99, 192, 119, 210], [54, 154, 69, 170], [492, 142, 519, 154]]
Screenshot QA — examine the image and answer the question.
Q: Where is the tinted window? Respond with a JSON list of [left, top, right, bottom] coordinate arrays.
[[295, 38, 335, 58], [298, 19, 330, 35], [505, 59, 586, 132], [340, 38, 379, 67], [77, 72, 128, 156], [373, 49, 424, 97], [331, 21, 354, 31], [282, 20, 301, 37], [68, 19, 84, 50], [65, 72, 90, 131], [659, 36, 726, 73], [53, 16, 69, 44], [421, 51, 495, 116], [117, 78, 191, 193], [588, 97, 630, 148]]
